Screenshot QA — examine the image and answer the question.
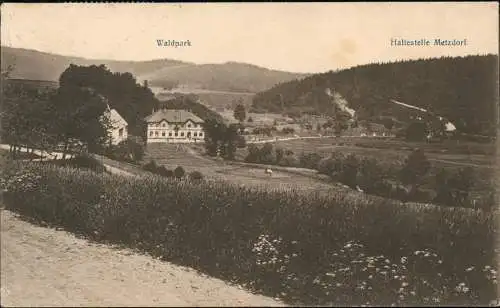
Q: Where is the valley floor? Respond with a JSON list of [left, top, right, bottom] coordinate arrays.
[[0, 208, 284, 307]]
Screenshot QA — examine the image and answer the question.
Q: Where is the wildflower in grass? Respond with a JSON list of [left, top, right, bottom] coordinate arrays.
[[465, 266, 475, 272], [455, 282, 470, 293]]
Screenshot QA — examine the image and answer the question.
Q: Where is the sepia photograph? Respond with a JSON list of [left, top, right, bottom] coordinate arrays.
[[1, 2, 499, 306]]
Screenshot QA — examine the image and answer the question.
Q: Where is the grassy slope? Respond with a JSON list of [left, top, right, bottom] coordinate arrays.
[[2, 159, 496, 306]]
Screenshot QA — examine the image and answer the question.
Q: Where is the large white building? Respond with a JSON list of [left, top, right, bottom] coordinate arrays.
[[145, 109, 205, 143]]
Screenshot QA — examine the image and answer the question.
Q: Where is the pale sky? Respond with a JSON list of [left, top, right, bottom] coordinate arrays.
[[1, 3, 498, 73]]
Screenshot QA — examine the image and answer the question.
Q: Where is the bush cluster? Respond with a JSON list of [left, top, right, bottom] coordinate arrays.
[[104, 139, 145, 164], [245, 144, 300, 167], [48, 154, 107, 174], [142, 160, 204, 182], [245, 144, 494, 211], [1, 161, 496, 306]]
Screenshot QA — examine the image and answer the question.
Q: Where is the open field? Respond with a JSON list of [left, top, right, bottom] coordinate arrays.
[[143, 143, 340, 193]]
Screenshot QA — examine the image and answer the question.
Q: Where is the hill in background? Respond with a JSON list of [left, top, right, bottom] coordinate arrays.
[[156, 94, 225, 124], [1, 47, 308, 93], [251, 55, 498, 136]]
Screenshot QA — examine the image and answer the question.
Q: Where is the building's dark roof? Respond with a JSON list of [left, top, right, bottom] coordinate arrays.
[[145, 109, 204, 124]]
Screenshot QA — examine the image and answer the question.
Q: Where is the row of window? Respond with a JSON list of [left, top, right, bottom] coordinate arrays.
[[149, 131, 204, 138]]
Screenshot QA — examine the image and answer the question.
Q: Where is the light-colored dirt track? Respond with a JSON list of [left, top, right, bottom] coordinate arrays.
[[0, 208, 285, 307]]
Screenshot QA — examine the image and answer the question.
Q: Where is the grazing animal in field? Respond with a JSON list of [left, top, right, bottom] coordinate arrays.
[[265, 168, 273, 176]]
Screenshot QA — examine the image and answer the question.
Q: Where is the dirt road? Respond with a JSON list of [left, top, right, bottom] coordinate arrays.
[[0, 208, 284, 307]]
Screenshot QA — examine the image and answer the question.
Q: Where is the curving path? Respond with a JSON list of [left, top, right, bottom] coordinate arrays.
[[0, 209, 284, 307]]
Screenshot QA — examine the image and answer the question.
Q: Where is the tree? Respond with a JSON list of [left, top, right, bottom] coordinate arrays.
[[340, 154, 359, 188], [221, 124, 240, 160], [1, 67, 59, 158], [275, 148, 284, 164], [202, 119, 240, 160], [448, 167, 475, 207], [405, 121, 428, 142], [202, 118, 225, 156], [49, 85, 111, 156], [382, 118, 395, 131], [233, 103, 246, 122], [58, 64, 158, 136], [433, 168, 453, 206], [334, 110, 351, 137], [109, 139, 145, 162], [399, 148, 431, 197], [174, 166, 185, 179]]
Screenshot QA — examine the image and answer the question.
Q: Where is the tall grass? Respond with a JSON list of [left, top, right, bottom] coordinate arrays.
[[1, 161, 497, 306]]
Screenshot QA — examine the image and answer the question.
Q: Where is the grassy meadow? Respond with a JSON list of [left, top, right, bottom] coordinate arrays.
[[1, 158, 498, 306]]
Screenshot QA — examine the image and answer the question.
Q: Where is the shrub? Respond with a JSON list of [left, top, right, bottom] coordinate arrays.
[[245, 144, 260, 163], [399, 148, 430, 192], [448, 167, 475, 207], [300, 152, 323, 170], [106, 139, 145, 163], [357, 158, 389, 195], [165, 169, 174, 178], [174, 166, 185, 179], [50, 154, 107, 173], [156, 166, 170, 177], [278, 154, 300, 167], [143, 160, 158, 173], [275, 148, 284, 164], [433, 168, 453, 206], [339, 154, 359, 188], [316, 157, 335, 175], [434, 167, 477, 209]]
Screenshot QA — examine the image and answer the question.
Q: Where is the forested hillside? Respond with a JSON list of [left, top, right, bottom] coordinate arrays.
[[251, 55, 498, 136], [156, 95, 225, 123], [2, 47, 307, 93]]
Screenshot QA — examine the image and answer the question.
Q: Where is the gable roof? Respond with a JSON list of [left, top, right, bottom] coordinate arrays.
[[145, 109, 204, 124], [110, 109, 127, 126]]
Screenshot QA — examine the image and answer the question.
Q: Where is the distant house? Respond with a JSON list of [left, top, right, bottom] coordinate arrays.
[[103, 105, 128, 145], [145, 109, 205, 143]]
